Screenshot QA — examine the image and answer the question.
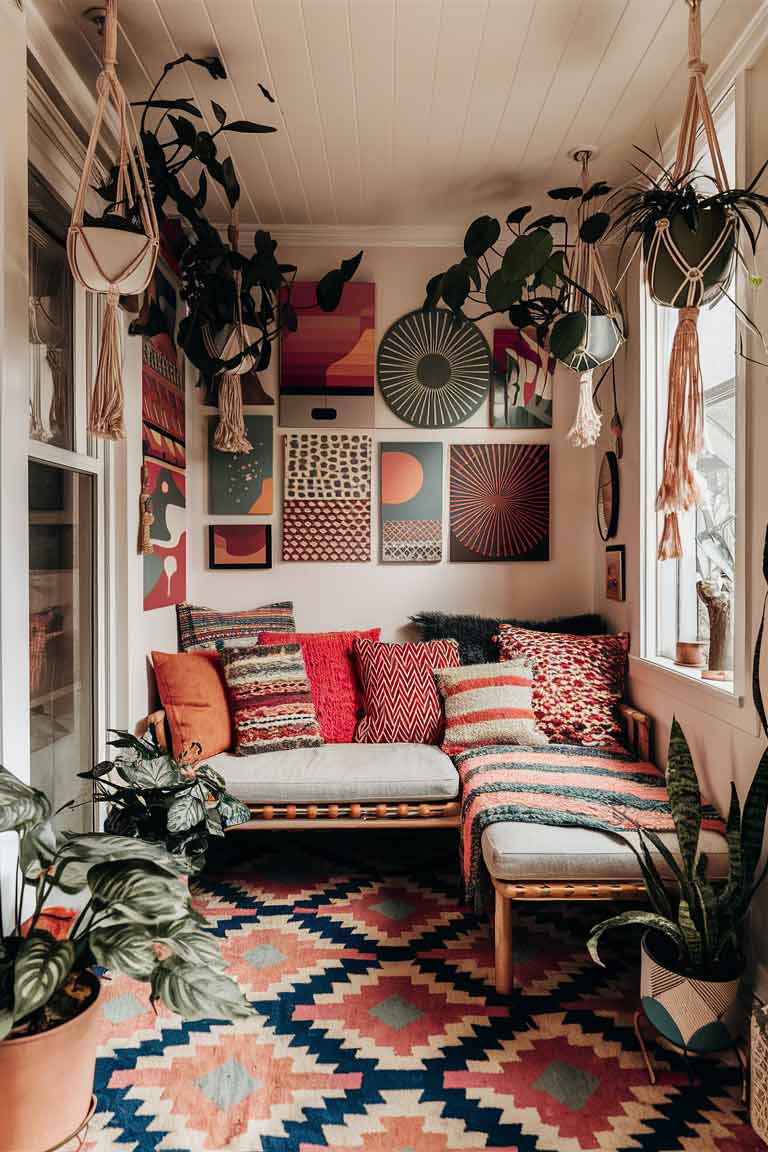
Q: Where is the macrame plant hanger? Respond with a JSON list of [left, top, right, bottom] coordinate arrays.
[[566, 151, 623, 448], [205, 205, 254, 454], [652, 0, 733, 559], [67, 0, 159, 439]]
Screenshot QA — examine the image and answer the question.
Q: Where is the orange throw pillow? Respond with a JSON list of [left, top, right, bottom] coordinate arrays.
[[152, 650, 232, 760]]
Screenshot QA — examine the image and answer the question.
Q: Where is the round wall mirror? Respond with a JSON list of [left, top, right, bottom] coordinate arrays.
[[597, 450, 619, 541]]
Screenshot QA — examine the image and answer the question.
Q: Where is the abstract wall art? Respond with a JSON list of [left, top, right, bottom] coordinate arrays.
[[141, 267, 185, 468], [207, 414, 273, 514], [377, 307, 490, 427], [143, 459, 187, 609], [283, 432, 371, 562], [279, 282, 375, 427], [209, 524, 272, 570], [379, 442, 443, 563], [449, 443, 549, 562], [491, 328, 554, 429]]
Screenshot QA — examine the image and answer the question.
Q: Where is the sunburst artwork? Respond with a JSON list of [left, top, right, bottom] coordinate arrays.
[[377, 308, 490, 427], [449, 443, 549, 562]]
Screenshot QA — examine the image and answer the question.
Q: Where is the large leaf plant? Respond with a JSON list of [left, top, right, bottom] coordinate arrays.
[[79, 728, 250, 874], [588, 527, 768, 978], [95, 54, 362, 382], [0, 766, 253, 1040], [423, 181, 612, 363]]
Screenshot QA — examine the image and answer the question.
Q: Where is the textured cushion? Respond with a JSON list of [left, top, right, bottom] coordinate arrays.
[[354, 638, 460, 745], [410, 611, 607, 665], [219, 641, 323, 755], [212, 742, 459, 804], [259, 629, 380, 743], [483, 822, 729, 882], [152, 650, 232, 760], [498, 625, 629, 747], [176, 600, 295, 651], [435, 659, 548, 754]]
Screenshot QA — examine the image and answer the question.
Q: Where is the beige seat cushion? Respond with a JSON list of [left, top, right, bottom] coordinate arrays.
[[482, 821, 729, 883], [212, 741, 459, 804]]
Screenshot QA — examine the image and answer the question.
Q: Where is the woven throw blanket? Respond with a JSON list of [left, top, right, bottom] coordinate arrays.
[[454, 743, 725, 902]]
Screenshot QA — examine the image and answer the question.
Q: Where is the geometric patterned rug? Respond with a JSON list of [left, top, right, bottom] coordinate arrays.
[[78, 833, 759, 1151]]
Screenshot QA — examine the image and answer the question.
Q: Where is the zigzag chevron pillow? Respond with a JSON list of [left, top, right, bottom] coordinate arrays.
[[353, 638, 460, 745], [435, 659, 548, 754]]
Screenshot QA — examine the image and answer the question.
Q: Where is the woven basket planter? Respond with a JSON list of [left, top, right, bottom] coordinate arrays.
[[752, 1006, 768, 1144]]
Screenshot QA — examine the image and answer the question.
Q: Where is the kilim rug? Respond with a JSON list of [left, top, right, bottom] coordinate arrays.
[[77, 833, 758, 1152]]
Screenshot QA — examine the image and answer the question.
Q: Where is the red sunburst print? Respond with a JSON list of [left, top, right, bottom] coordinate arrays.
[[449, 443, 549, 561]]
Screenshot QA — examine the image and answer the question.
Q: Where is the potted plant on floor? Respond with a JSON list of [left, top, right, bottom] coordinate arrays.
[[80, 728, 251, 875], [0, 765, 253, 1152]]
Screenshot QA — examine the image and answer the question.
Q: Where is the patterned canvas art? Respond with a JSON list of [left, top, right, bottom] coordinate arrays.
[[207, 415, 273, 515], [141, 268, 185, 467], [143, 459, 186, 610], [449, 443, 549, 562], [380, 442, 443, 563], [283, 433, 371, 562], [491, 329, 554, 429], [209, 524, 272, 570], [280, 282, 375, 427]]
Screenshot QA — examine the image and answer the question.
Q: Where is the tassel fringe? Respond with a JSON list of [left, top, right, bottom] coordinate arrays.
[[655, 306, 703, 559], [567, 371, 601, 447], [88, 288, 124, 439], [213, 374, 252, 453], [139, 462, 154, 556]]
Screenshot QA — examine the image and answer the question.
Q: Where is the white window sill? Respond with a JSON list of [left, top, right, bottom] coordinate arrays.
[[629, 655, 760, 737]]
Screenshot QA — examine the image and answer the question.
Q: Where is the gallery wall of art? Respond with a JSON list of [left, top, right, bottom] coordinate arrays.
[[173, 243, 598, 641]]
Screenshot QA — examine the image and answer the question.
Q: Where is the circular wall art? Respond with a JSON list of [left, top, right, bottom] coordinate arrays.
[[377, 307, 491, 427]]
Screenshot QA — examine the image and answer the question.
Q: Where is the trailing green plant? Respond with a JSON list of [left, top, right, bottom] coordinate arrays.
[[588, 527, 768, 977], [94, 54, 362, 381], [422, 180, 613, 362], [79, 729, 250, 874], [0, 765, 253, 1040]]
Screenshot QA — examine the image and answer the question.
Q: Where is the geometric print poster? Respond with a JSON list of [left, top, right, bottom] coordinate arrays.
[[450, 443, 549, 562], [142, 459, 187, 610], [380, 442, 442, 563], [283, 433, 371, 562]]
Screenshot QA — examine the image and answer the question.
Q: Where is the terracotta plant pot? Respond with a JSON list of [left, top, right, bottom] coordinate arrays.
[[67, 224, 157, 295], [0, 970, 101, 1152], [644, 204, 735, 308], [557, 311, 624, 373], [640, 930, 743, 1053]]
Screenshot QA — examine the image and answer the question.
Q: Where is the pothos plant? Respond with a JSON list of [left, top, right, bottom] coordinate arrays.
[[423, 180, 613, 362], [0, 766, 253, 1040], [79, 728, 251, 874], [94, 53, 362, 381]]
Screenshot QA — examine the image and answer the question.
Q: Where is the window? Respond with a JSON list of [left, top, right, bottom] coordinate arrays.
[[642, 92, 739, 691]]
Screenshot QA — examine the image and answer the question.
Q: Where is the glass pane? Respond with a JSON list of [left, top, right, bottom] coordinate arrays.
[[28, 171, 74, 449], [29, 461, 94, 832]]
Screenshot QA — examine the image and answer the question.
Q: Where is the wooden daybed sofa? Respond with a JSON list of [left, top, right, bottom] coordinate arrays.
[[134, 701, 733, 996]]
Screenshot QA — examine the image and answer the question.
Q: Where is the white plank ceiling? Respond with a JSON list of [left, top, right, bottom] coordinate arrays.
[[31, 0, 762, 227]]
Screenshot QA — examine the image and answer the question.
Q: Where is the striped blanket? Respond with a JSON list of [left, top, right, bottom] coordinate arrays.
[[454, 743, 725, 902]]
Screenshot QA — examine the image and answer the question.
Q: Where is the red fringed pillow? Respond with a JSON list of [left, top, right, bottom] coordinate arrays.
[[496, 625, 629, 747], [259, 629, 380, 743], [353, 638, 460, 744]]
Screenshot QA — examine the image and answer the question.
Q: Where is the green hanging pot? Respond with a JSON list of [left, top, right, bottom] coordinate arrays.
[[644, 204, 736, 308]]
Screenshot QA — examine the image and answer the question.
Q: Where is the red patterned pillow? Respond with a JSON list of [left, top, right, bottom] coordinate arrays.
[[496, 625, 629, 747], [259, 629, 380, 743], [354, 638, 460, 744]]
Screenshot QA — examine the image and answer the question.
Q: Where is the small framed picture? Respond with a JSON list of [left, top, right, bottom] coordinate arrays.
[[209, 524, 272, 570], [605, 544, 625, 602]]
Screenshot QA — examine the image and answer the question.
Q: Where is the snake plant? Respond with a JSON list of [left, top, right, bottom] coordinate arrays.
[[0, 766, 253, 1040], [588, 528, 768, 978]]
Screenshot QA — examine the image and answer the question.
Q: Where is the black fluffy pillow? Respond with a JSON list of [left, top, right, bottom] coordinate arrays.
[[409, 611, 607, 665]]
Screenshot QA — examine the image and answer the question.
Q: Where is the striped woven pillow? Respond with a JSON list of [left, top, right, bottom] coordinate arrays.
[[218, 641, 323, 755], [176, 601, 295, 651], [435, 658, 548, 753]]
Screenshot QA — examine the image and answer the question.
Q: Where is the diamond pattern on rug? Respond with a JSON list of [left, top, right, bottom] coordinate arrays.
[[81, 837, 760, 1152]]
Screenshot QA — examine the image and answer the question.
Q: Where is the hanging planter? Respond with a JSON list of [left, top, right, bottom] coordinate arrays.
[[67, 0, 158, 440], [612, 0, 768, 559]]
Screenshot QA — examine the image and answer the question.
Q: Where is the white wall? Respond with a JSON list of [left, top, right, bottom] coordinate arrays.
[[183, 243, 596, 641]]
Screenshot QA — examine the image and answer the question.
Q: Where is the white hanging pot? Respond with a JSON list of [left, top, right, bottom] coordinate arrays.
[[558, 309, 624, 373], [67, 224, 157, 296]]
